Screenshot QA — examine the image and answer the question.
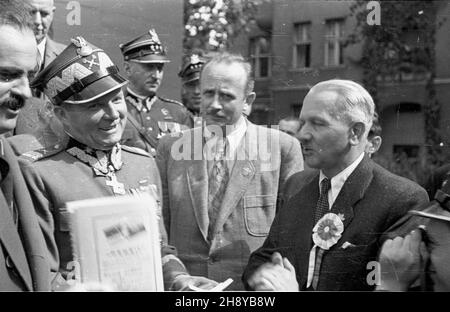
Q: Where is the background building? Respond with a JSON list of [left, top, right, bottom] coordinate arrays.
[[240, 0, 450, 173]]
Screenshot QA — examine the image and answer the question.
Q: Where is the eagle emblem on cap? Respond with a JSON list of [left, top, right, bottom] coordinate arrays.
[[148, 28, 160, 43], [190, 54, 200, 65], [71, 36, 93, 57]]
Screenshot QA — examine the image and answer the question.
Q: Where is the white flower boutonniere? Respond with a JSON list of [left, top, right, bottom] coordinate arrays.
[[307, 213, 345, 288], [312, 213, 344, 250]]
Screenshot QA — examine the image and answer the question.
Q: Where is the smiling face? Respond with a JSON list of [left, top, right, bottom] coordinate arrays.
[[200, 61, 254, 128], [55, 89, 127, 150], [28, 0, 55, 43], [125, 62, 164, 97], [0, 25, 37, 133], [298, 89, 354, 177]]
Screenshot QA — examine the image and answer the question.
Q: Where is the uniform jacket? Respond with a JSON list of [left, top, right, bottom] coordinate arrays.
[[0, 137, 50, 291], [11, 137, 187, 289], [15, 37, 67, 148], [243, 155, 429, 291], [121, 89, 191, 155], [156, 121, 303, 290]]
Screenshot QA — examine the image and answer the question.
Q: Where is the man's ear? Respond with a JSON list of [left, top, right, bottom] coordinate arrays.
[[349, 121, 366, 145], [123, 62, 131, 77], [243, 92, 256, 115]]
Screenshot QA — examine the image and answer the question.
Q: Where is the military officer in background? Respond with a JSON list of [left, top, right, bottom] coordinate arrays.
[[178, 50, 209, 128], [120, 28, 191, 155], [9, 37, 217, 291]]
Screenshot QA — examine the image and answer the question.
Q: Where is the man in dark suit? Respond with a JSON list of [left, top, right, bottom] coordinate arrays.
[[156, 52, 304, 290], [0, 0, 50, 291], [14, 0, 67, 148], [243, 79, 429, 291]]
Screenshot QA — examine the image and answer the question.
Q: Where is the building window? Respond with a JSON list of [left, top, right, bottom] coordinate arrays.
[[324, 19, 344, 66], [293, 22, 311, 68], [249, 37, 271, 78]]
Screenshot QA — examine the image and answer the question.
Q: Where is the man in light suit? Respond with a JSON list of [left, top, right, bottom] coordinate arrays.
[[14, 0, 67, 148], [0, 0, 50, 291], [156, 52, 303, 290], [243, 79, 429, 291]]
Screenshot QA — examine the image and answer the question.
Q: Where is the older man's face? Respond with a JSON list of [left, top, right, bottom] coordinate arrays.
[[298, 89, 352, 175], [200, 62, 251, 128], [0, 26, 36, 133], [57, 90, 127, 150], [28, 0, 55, 43]]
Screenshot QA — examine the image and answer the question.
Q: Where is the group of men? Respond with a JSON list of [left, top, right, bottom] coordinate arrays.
[[1, 0, 449, 292]]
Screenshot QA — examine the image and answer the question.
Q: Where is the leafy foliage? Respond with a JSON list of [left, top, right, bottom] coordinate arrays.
[[348, 0, 445, 165], [183, 0, 260, 52]]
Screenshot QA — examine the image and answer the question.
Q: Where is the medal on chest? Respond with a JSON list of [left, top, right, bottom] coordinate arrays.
[[67, 145, 126, 195]]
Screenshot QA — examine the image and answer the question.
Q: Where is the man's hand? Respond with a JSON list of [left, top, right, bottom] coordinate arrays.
[[170, 274, 218, 291], [247, 252, 299, 291], [378, 229, 428, 291]]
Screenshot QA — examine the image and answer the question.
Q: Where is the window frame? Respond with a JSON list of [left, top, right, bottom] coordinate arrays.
[[324, 18, 345, 67], [292, 22, 312, 69], [249, 36, 272, 79]]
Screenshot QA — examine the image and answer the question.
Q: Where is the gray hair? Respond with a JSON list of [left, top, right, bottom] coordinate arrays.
[[309, 79, 375, 132], [0, 0, 33, 31], [201, 52, 255, 96]]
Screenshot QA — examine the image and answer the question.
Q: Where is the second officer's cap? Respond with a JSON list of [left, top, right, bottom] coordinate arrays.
[[119, 28, 170, 63], [178, 51, 209, 84]]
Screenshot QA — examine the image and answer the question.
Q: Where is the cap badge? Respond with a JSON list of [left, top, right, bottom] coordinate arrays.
[[82, 54, 100, 70], [148, 28, 160, 42], [190, 54, 200, 65], [71, 36, 93, 57], [161, 108, 169, 116]]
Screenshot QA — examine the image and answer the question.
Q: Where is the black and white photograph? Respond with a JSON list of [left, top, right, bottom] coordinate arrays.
[[0, 0, 449, 306]]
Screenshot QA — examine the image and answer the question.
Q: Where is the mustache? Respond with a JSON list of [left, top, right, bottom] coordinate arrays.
[[1, 94, 26, 111]]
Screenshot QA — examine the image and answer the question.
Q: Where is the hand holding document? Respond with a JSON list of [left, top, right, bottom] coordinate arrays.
[[188, 278, 233, 292], [66, 194, 164, 291]]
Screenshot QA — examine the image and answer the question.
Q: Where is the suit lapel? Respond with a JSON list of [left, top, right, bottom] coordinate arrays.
[[186, 128, 209, 243], [292, 173, 320, 289], [330, 155, 374, 230], [0, 191, 32, 290], [44, 38, 59, 68], [211, 123, 257, 236]]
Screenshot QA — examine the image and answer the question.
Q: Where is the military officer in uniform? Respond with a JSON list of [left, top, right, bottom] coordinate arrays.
[[120, 28, 191, 155], [178, 50, 208, 128], [10, 36, 217, 291]]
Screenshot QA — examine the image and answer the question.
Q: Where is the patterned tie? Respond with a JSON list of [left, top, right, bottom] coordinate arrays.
[[311, 177, 331, 290], [207, 137, 228, 239], [314, 178, 331, 224]]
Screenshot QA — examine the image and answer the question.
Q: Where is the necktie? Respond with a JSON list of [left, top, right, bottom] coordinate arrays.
[[207, 137, 228, 239], [314, 178, 331, 224], [311, 177, 331, 290]]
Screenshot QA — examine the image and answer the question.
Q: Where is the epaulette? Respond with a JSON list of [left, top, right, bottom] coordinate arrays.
[[8, 134, 65, 162], [158, 96, 184, 107], [121, 145, 151, 157], [19, 145, 62, 163], [8, 134, 47, 156]]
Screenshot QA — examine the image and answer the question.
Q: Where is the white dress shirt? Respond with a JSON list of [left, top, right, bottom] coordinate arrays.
[[319, 152, 365, 209]]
